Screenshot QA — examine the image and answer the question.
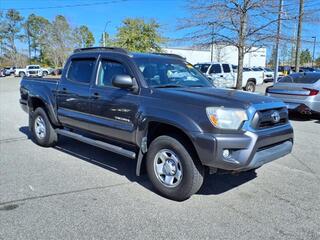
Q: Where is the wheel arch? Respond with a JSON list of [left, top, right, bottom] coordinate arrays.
[[136, 120, 202, 176], [247, 78, 256, 84], [28, 96, 59, 126]]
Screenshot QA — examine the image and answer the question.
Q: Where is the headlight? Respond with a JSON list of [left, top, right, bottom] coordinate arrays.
[[206, 107, 248, 130]]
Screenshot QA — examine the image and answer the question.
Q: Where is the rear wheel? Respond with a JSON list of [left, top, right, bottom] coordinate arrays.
[[42, 71, 48, 77], [146, 135, 204, 201], [31, 108, 57, 147], [19, 72, 25, 77], [245, 81, 256, 92]]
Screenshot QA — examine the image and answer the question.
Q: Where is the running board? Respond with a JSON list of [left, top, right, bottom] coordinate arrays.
[[56, 129, 136, 159]]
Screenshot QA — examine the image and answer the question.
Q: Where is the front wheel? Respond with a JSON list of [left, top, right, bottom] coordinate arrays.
[[31, 108, 57, 147], [146, 135, 204, 201], [19, 72, 25, 77]]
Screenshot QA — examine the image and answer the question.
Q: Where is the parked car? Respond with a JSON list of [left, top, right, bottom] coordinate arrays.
[[15, 65, 49, 77], [298, 67, 317, 73], [266, 73, 320, 115], [51, 68, 63, 76], [0, 68, 5, 77], [20, 47, 293, 201], [3, 66, 16, 76], [194, 63, 263, 92]]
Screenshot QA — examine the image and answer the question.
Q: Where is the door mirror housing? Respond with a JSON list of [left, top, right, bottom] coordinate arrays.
[[112, 74, 134, 89]]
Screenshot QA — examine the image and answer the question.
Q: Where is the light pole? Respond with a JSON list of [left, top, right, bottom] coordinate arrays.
[[102, 21, 111, 47], [273, 0, 283, 83], [312, 36, 316, 67]]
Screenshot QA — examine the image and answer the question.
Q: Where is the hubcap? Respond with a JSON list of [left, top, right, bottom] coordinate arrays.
[[247, 84, 254, 92], [153, 149, 183, 187], [34, 116, 46, 139]]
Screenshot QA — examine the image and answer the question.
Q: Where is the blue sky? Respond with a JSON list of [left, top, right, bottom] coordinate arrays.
[[1, 0, 319, 60], [1, 0, 188, 45]]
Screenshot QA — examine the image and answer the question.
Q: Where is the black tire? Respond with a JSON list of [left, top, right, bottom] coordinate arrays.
[[146, 135, 204, 201], [245, 81, 256, 92], [42, 71, 48, 77], [31, 108, 57, 147], [19, 72, 25, 77]]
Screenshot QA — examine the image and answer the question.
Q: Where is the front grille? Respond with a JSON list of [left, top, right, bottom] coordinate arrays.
[[252, 107, 288, 129]]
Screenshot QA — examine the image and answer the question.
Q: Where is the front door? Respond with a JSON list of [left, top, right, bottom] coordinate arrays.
[[208, 64, 225, 87], [88, 58, 140, 144]]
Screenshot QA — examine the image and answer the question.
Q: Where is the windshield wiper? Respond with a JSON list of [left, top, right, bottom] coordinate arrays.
[[154, 84, 184, 88]]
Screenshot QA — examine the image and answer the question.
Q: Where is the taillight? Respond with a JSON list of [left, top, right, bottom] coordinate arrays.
[[303, 88, 319, 96]]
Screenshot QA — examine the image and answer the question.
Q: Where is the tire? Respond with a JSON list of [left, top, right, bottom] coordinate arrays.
[[42, 71, 48, 77], [31, 108, 57, 147], [245, 81, 256, 92], [19, 72, 25, 77], [146, 135, 204, 201]]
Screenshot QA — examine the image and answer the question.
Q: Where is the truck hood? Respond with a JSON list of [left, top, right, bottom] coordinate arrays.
[[153, 87, 282, 109]]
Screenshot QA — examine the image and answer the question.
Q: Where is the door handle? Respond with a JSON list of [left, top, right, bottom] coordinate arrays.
[[60, 87, 67, 94], [92, 92, 100, 99]]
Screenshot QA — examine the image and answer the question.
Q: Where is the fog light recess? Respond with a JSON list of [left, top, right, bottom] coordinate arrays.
[[223, 149, 231, 158]]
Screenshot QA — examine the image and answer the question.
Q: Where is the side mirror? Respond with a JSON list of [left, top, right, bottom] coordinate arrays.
[[112, 74, 134, 89]]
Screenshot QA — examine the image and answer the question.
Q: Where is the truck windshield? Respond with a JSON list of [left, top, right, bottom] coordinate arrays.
[[133, 58, 212, 88]]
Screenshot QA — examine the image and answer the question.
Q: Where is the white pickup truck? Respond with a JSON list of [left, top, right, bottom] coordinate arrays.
[[194, 63, 264, 92], [15, 65, 49, 78]]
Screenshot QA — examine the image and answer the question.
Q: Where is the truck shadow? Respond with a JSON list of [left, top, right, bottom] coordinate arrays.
[[19, 126, 257, 196], [289, 112, 320, 122]]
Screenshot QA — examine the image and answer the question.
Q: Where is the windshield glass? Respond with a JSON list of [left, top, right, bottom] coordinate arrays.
[[133, 58, 212, 88]]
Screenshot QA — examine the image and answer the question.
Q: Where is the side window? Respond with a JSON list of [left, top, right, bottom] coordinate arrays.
[[222, 64, 231, 73], [97, 60, 129, 87], [209, 64, 222, 74], [67, 59, 95, 84]]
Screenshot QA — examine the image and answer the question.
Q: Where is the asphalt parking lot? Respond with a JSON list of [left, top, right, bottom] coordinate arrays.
[[0, 77, 319, 240]]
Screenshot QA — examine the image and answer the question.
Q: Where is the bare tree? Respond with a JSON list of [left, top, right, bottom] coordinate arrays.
[[179, 0, 283, 89]]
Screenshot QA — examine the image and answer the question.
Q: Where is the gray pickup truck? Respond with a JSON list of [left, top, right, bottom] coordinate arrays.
[[20, 47, 293, 200]]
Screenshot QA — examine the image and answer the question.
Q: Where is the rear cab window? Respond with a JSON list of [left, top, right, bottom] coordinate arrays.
[[67, 58, 96, 84], [194, 64, 210, 74]]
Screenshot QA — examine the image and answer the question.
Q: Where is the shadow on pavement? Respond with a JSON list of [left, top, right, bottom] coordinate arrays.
[[19, 126, 256, 197], [289, 112, 320, 122]]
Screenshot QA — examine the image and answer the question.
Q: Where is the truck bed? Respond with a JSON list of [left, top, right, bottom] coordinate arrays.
[[20, 77, 60, 113]]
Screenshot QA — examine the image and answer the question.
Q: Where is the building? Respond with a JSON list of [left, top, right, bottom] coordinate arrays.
[[163, 45, 267, 67]]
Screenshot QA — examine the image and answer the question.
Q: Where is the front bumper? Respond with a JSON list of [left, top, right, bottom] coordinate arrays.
[[192, 124, 293, 171]]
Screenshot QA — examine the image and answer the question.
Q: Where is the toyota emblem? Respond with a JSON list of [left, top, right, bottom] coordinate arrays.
[[271, 111, 281, 123]]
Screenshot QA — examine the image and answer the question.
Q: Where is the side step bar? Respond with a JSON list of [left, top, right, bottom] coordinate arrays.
[[56, 129, 136, 159]]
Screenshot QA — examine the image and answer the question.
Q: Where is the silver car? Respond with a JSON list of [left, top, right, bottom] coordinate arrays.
[[266, 73, 320, 114]]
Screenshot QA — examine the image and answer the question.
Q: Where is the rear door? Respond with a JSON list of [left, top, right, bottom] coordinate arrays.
[[56, 56, 97, 130], [88, 56, 140, 144]]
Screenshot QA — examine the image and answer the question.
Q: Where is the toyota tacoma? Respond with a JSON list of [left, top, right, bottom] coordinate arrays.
[[20, 47, 294, 200]]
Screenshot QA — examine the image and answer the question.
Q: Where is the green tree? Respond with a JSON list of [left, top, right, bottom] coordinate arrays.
[[1, 9, 24, 65], [74, 25, 95, 48], [24, 14, 50, 60], [315, 56, 320, 68], [300, 49, 312, 66], [115, 18, 165, 52], [44, 15, 73, 67]]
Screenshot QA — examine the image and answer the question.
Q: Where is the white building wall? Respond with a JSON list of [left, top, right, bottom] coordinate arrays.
[[163, 46, 266, 67]]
